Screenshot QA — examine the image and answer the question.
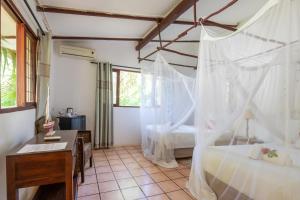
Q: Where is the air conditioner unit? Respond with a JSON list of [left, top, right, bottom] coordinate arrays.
[[59, 45, 95, 60]]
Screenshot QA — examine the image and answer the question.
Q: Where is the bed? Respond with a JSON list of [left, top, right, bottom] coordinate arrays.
[[203, 144, 300, 200], [146, 124, 196, 158]]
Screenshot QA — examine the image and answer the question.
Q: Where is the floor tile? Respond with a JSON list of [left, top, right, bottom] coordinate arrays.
[[140, 183, 163, 196], [97, 172, 115, 182], [100, 190, 124, 200], [125, 146, 136, 150], [129, 168, 147, 177], [164, 170, 184, 179], [85, 168, 96, 176], [93, 153, 105, 157], [121, 187, 145, 200], [119, 154, 132, 159], [116, 150, 128, 154], [173, 177, 188, 189], [183, 188, 197, 200], [117, 178, 138, 189], [111, 164, 127, 172], [125, 162, 141, 169], [109, 159, 123, 165], [122, 158, 136, 164], [134, 175, 154, 186], [107, 155, 120, 160], [167, 190, 192, 200], [77, 194, 101, 200], [178, 169, 190, 177], [106, 152, 117, 156], [93, 149, 104, 153], [79, 146, 192, 200], [128, 149, 141, 154], [96, 166, 112, 174], [98, 180, 119, 193], [150, 172, 170, 182], [114, 170, 132, 179], [94, 156, 108, 162], [94, 160, 109, 167], [144, 166, 161, 174], [158, 180, 180, 193], [138, 161, 154, 168], [158, 166, 174, 172], [147, 194, 170, 200], [78, 175, 97, 185], [136, 158, 148, 163], [78, 183, 99, 197]]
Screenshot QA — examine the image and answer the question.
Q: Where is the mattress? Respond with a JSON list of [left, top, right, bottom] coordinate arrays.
[[146, 125, 196, 149], [203, 144, 300, 200]]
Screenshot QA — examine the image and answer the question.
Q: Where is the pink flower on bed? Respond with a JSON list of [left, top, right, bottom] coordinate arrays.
[[261, 148, 270, 154]]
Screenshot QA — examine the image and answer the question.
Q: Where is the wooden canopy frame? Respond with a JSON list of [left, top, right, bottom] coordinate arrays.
[[138, 0, 239, 64], [37, 0, 241, 68]]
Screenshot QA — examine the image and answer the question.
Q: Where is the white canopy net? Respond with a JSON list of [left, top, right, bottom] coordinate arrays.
[[188, 0, 300, 199], [140, 53, 196, 168]]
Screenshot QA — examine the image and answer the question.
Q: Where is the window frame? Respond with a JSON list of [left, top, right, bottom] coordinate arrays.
[[0, 1, 37, 114], [25, 31, 37, 106], [113, 68, 141, 108]]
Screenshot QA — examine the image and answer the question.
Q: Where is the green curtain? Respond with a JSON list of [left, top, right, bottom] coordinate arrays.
[[94, 62, 113, 148]]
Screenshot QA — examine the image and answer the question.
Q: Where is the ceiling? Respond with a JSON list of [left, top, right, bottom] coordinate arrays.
[[36, 0, 269, 65]]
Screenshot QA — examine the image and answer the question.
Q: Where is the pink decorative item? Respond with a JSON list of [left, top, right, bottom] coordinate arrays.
[[43, 121, 55, 136], [261, 147, 270, 154]]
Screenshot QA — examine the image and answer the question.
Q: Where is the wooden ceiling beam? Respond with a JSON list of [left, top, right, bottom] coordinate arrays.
[[51, 36, 200, 43], [36, 5, 195, 25], [135, 0, 198, 50]]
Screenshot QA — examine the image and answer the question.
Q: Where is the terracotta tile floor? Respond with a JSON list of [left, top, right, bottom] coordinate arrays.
[[77, 145, 195, 200]]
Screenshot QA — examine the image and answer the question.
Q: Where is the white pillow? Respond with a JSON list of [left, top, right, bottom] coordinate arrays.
[[249, 145, 293, 166], [248, 144, 262, 160]]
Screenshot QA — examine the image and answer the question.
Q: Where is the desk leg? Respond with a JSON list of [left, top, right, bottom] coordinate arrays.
[[7, 185, 18, 200], [65, 153, 74, 200], [6, 158, 19, 200]]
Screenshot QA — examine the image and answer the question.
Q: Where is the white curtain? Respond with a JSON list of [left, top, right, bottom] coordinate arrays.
[[188, 0, 300, 199], [36, 32, 52, 118], [140, 53, 196, 168]]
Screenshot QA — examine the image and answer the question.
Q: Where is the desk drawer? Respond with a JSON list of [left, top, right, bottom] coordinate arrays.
[[13, 152, 66, 187]]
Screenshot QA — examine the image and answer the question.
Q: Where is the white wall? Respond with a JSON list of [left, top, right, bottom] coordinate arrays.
[[0, 109, 37, 200], [50, 40, 196, 146], [0, 0, 44, 199]]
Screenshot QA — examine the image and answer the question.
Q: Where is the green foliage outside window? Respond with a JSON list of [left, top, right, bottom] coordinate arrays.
[[119, 71, 141, 107], [1, 47, 17, 108]]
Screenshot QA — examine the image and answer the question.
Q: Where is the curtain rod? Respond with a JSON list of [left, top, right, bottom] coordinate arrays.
[[90, 61, 196, 70], [90, 62, 140, 71], [23, 0, 45, 35]]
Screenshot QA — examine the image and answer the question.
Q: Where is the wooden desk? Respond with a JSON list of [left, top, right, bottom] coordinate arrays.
[[6, 130, 78, 200]]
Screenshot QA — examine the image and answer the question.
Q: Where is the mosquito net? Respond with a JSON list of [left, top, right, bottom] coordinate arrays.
[[140, 53, 196, 168], [188, 0, 300, 199]]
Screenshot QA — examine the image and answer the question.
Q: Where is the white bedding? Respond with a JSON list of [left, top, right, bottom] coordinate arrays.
[[146, 125, 195, 149], [203, 144, 300, 200]]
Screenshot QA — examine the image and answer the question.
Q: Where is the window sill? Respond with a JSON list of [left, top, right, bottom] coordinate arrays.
[[0, 104, 36, 114], [113, 105, 140, 108]]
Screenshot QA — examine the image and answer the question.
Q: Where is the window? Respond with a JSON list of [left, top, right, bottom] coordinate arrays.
[[1, 5, 17, 108], [25, 33, 36, 103], [113, 69, 141, 107], [0, 2, 37, 113]]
